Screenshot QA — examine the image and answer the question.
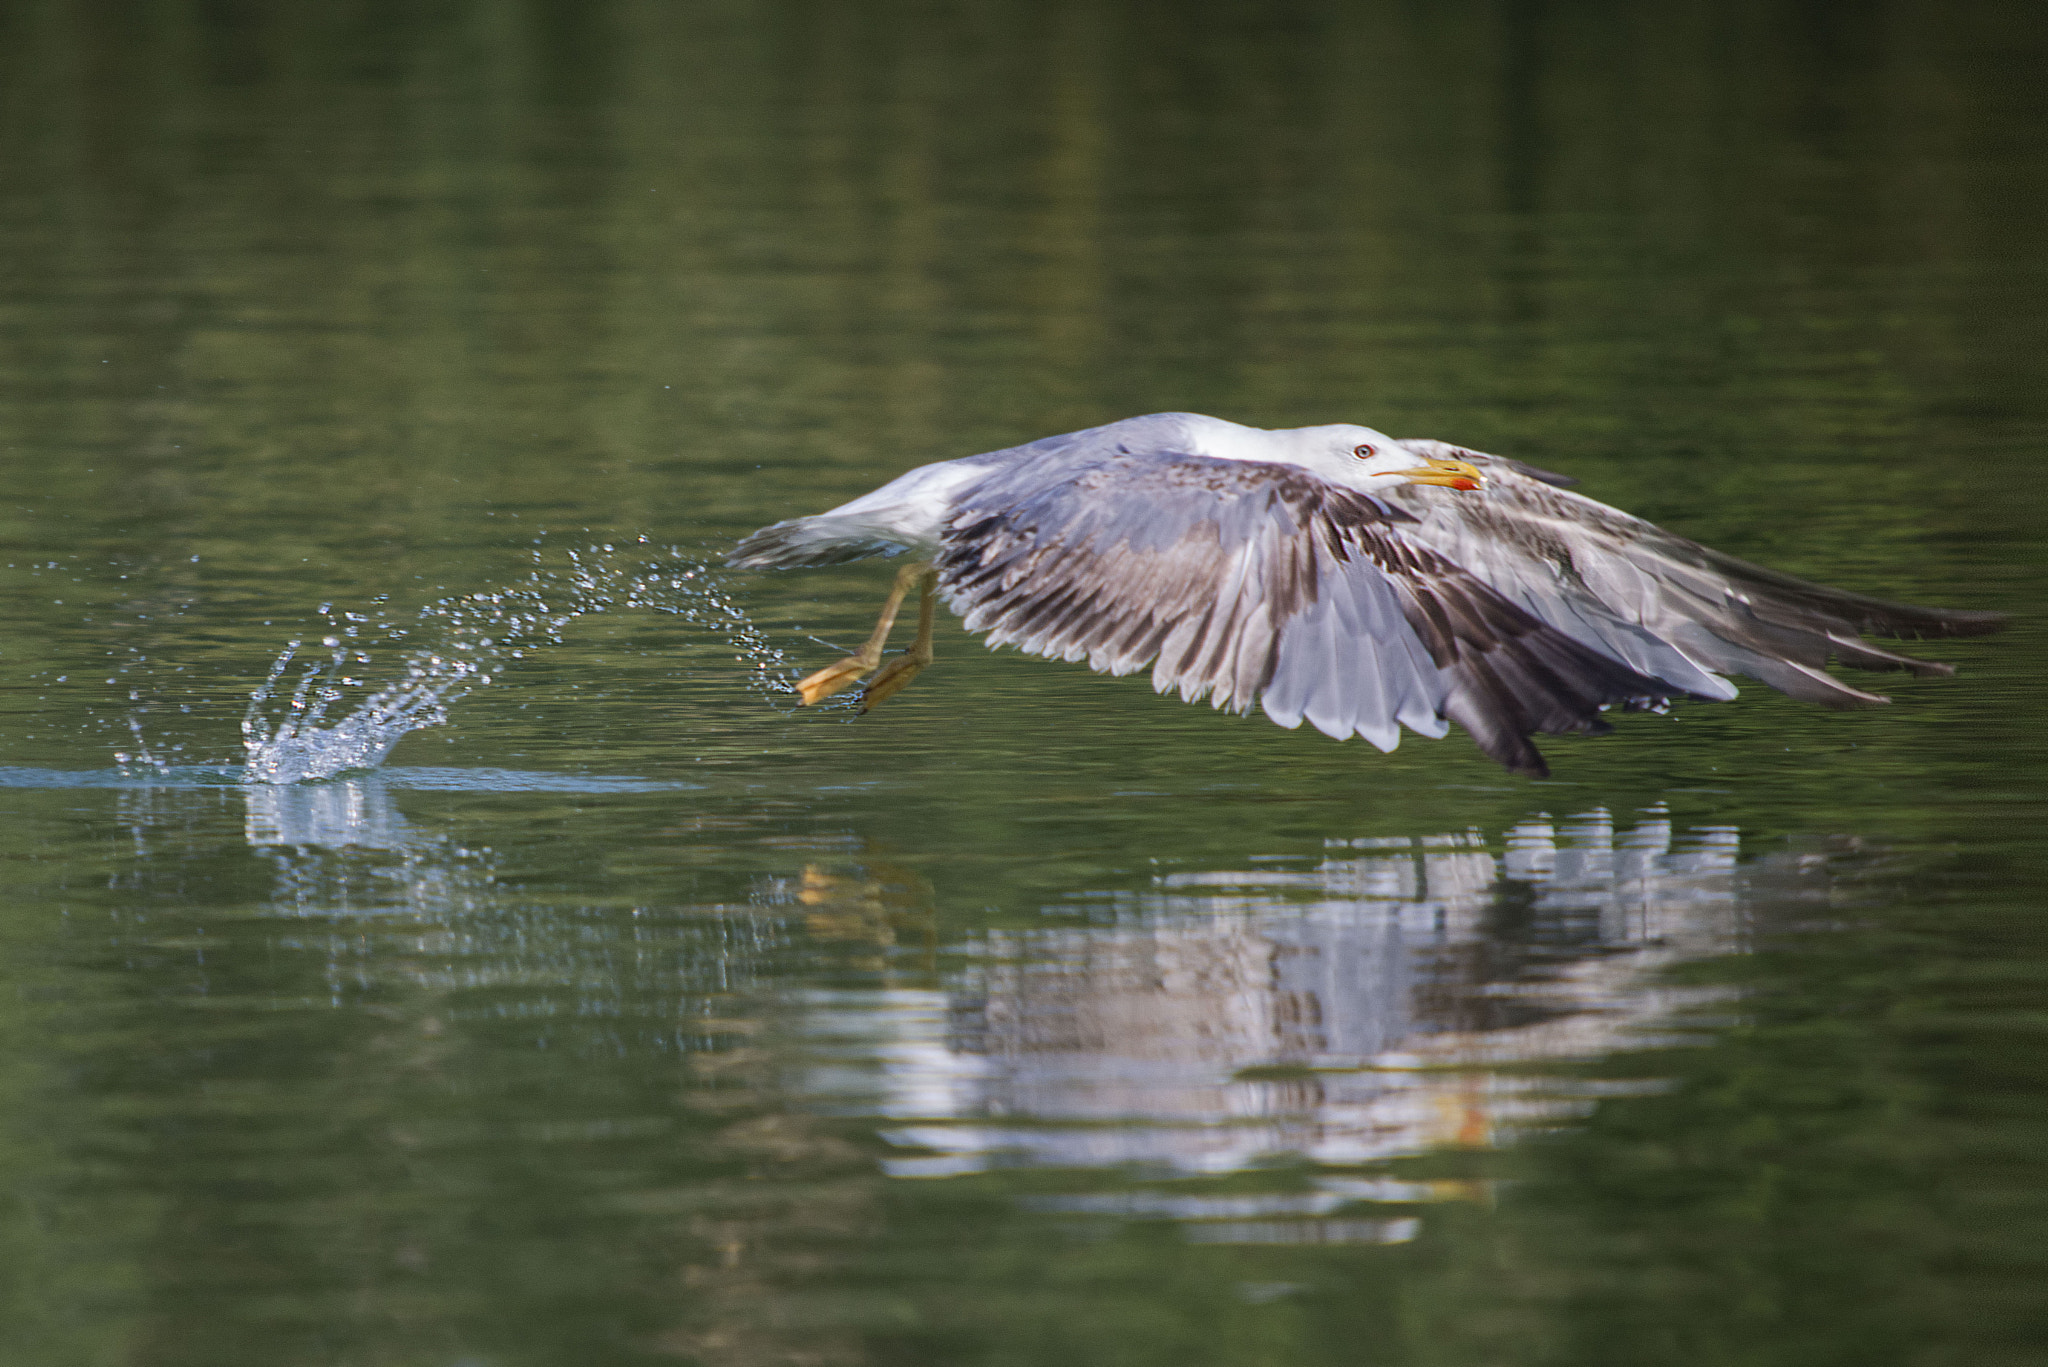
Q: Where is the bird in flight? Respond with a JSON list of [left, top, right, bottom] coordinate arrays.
[[729, 413, 2001, 776]]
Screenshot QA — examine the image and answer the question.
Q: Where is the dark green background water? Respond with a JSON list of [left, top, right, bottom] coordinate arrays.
[[1, 2, 2043, 1364]]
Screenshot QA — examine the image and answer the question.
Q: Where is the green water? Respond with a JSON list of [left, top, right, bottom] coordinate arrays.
[[2, 2, 2044, 1364]]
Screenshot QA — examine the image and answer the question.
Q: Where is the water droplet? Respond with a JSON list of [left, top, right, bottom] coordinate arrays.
[[240, 542, 801, 784]]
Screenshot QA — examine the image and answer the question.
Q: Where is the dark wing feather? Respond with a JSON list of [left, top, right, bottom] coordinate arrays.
[[935, 449, 1701, 776], [1388, 441, 2005, 711]]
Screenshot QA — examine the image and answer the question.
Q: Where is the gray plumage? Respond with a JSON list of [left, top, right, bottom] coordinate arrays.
[[731, 413, 2001, 776]]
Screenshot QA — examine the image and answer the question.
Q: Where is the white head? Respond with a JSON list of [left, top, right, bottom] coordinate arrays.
[[1171, 415, 1486, 493]]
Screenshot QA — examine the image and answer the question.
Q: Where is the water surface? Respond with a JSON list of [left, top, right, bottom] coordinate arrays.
[[0, 3, 2043, 1365]]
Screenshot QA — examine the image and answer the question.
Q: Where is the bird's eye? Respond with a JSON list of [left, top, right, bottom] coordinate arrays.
[[1352, 443, 1377, 460]]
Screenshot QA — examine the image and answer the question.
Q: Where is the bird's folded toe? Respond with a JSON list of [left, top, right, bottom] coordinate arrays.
[[858, 655, 928, 713], [796, 657, 876, 706]]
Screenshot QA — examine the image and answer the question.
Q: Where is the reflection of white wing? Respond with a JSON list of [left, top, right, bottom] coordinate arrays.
[[810, 809, 1753, 1217]]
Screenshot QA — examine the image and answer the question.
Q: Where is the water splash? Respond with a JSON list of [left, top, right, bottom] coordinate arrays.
[[241, 542, 797, 785]]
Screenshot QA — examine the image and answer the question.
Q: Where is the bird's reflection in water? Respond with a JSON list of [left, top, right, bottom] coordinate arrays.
[[227, 780, 1823, 1247], [772, 809, 1789, 1245]]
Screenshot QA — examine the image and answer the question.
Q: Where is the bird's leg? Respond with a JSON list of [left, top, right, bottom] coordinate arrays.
[[859, 567, 938, 713], [795, 560, 930, 706]]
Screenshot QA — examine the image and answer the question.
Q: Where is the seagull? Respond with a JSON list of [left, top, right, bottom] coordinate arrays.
[[729, 413, 2002, 776]]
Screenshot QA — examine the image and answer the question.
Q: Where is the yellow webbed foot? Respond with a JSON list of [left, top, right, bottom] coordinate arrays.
[[796, 657, 876, 706], [858, 653, 928, 713], [799, 561, 936, 712]]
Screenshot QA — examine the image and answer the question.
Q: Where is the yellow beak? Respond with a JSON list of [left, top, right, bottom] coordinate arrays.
[[1391, 455, 1486, 491]]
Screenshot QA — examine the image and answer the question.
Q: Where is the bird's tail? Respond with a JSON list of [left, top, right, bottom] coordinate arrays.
[[728, 516, 912, 569]]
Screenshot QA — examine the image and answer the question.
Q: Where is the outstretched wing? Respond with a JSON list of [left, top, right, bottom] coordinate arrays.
[[1388, 440, 2006, 708], [935, 448, 1704, 776]]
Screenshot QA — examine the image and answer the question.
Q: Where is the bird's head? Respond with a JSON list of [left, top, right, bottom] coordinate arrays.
[[1162, 414, 1487, 493], [1273, 424, 1488, 493]]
